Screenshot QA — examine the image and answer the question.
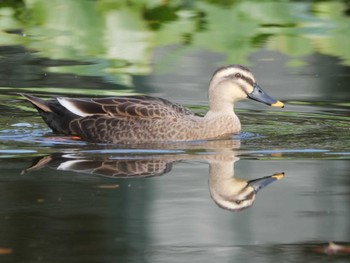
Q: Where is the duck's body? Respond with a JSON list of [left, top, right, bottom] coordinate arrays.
[[21, 65, 284, 144]]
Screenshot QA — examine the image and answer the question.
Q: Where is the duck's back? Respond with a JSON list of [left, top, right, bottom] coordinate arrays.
[[66, 96, 198, 143], [58, 95, 194, 119]]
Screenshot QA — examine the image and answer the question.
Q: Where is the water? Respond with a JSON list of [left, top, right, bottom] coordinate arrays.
[[1, 0, 350, 262]]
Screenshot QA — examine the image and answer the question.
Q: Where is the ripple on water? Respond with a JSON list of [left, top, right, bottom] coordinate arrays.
[[0, 149, 38, 158], [10, 122, 34, 128]]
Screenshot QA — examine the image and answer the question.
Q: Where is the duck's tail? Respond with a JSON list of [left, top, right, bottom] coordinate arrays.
[[20, 93, 79, 135], [20, 93, 52, 112]]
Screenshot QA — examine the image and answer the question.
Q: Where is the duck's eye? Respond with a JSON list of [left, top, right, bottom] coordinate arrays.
[[235, 73, 241, 78]]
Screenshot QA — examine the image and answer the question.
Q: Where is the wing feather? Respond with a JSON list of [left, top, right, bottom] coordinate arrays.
[[58, 96, 194, 119]]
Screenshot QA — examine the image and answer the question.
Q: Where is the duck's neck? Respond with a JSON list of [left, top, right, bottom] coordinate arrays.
[[194, 107, 240, 140], [208, 158, 247, 197], [209, 97, 235, 112], [205, 100, 240, 127]]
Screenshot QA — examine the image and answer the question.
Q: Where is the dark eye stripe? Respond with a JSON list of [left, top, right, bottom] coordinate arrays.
[[240, 75, 254, 86], [223, 74, 255, 87]]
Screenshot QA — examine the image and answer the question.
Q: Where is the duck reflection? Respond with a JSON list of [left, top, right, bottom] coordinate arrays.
[[23, 152, 284, 211], [208, 156, 283, 211]]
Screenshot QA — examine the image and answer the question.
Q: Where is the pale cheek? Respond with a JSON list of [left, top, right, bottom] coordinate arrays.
[[245, 86, 254, 94], [241, 82, 254, 94], [232, 89, 248, 101]]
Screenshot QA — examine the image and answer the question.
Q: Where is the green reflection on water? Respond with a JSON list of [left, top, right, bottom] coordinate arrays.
[[1, 0, 350, 81]]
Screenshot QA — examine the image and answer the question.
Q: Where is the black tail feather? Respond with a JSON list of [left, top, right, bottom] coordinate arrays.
[[21, 93, 79, 135]]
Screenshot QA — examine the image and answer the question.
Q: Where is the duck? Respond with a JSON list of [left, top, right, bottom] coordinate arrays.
[[22, 153, 284, 211], [21, 64, 284, 144]]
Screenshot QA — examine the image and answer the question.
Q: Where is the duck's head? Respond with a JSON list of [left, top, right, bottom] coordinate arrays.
[[208, 65, 284, 110], [210, 172, 285, 211]]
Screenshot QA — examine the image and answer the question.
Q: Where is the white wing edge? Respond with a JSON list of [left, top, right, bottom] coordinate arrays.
[[57, 97, 90, 117]]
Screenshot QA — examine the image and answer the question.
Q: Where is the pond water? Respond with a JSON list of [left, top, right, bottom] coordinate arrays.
[[0, 0, 350, 262]]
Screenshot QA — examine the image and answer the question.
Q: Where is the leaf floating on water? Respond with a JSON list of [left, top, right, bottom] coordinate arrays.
[[314, 242, 350, 255], [0, 248, 13, 255], [95, 184, 119, 189], [36, 198, 45, 203]]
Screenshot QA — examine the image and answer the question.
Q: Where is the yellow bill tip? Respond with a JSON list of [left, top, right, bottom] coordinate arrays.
[[271, 100, 284, 108], [272, 172, 285, 180]]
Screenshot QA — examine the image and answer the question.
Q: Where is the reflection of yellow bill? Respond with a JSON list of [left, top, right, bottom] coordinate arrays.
[[271, 100, 285, 108], [272, 172, 285, 180]]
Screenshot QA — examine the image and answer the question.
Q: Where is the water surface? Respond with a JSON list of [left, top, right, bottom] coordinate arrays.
[[0, 1, 350, 262]]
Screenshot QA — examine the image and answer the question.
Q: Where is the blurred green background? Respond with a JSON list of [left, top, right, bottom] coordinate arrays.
[[1, 0, 350, 98]]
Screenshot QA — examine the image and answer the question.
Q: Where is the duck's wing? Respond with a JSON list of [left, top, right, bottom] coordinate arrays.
[[56, 158, 174, 178], [22, 155, 174, 178], [57, 95, 194, 119]]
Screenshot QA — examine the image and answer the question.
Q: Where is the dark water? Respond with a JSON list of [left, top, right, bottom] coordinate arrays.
[[0, 1, 350, 262]]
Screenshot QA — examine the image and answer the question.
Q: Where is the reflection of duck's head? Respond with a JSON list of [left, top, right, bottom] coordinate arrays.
[[208, 65, 284, 111], [210, 173, 284, 211], [208, 158, 284, 211]]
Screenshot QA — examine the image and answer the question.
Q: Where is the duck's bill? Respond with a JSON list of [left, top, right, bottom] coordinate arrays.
[[248, 83, 284, 108], [247, 172, 285, 194]]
